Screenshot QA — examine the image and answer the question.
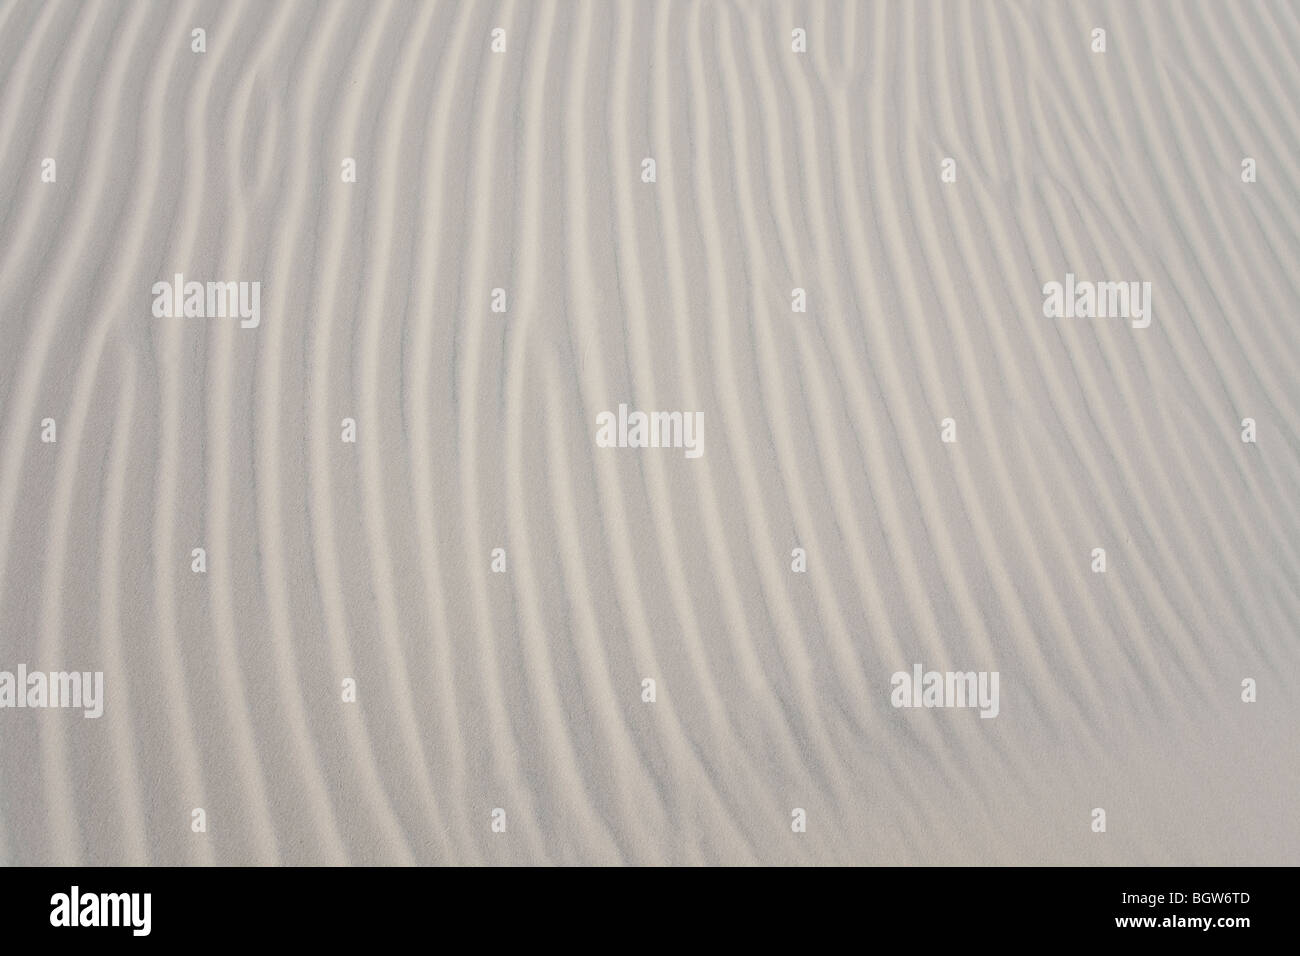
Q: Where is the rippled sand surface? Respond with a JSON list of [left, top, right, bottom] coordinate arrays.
[[0, 0, 1297, 865]]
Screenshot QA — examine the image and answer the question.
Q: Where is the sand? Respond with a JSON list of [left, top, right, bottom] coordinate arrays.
[[0, 0, 1297, 865]]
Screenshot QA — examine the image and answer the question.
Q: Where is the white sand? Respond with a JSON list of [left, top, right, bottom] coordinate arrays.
[[0, 0, 1297, 865]]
